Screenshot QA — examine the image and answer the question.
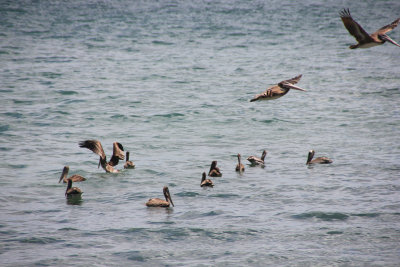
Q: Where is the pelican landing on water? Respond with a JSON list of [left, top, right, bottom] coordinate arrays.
[[340, 8, 400, 49], [58, 166, 86, 183], [79, 140, 124, 173], [146, 186, 174, 207], [306, 150, 333, 165], [250, 75, 306, 102]]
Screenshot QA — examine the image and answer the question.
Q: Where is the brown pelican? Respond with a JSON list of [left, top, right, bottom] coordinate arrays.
[[65, 178, 83, 197], [250, 75, 306, 102], [124, 151, 135, 169], [340, 8, 400, 49], [208, 161, 222, 177], [247, 150, 267, 166], [79, 140, 124, 173], [235, 153, 245, 172], [58, 166, 86, 183], [146, 186, 174, 207], [201, 172, 214, 187], [306, 150, 333, 165]]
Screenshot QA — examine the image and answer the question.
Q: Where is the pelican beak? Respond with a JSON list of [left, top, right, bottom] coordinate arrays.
[[167, 190, 174, 207], [286, 83, 307, 91], [59, 166, 68, 183], [381, 34, 400, 47]]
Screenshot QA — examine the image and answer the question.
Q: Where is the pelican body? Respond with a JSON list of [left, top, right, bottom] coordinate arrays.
[[208, 161, 222, 177], [235, 154, 245, 172], [340, 9, 400, 49], [124, 151, 135, 169], [79, 140, 124, 173], [65, 179, 83, 197], [306, 150, 333, 165], [146, 186, 174, 207], [250, 75, 306, 102], [247, 150, 267, 166], [201, 172, 214, 187], [58, 166, 86, 183]]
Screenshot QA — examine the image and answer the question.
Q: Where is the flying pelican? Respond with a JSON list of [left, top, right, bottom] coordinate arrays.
[[65, 178, 83, 197], [306, 150, 333, 165], [340, 8, 400, 49], [235, 153, 245, 172], [247, 150, 267, 166], [208, 161, 222, 177], [201, 172, 214, 187], [124, 151, 135, 169], [250, 75, 306, 102], [146, 186, 174, 207], [58, 166, 86, 183], [79, 140, 124, 173]]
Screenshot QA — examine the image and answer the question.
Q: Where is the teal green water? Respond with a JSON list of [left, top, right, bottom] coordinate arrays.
[[1, 0, 400, 266]]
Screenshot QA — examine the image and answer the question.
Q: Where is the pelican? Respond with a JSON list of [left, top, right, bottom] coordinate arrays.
[[247, 150, 267, 166], [250, 75, 306, 102], [79, 140, 124, 173], [65, 178, 83, 197], [58, 166, 86, 183], [146, 186, 174, 207], [235, 153, 245, 172], [201, 172, 214, 187], [340, 8, 400, 49], [306, 150, 333, 165], [208, 160, 222, 177], [124, 151, 135, 169]]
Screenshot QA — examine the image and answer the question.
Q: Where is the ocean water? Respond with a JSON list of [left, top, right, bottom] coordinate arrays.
[[1, 0, 400, 266]]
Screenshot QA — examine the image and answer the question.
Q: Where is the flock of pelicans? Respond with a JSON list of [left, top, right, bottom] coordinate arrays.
[[60, 140, 332, 207], [59, 9, 399, 207]]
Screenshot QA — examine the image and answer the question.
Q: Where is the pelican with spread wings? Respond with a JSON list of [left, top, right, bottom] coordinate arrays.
[[79, 140, 125, 173], [250, 75, 306, 102], [340, 8, 400, 49]]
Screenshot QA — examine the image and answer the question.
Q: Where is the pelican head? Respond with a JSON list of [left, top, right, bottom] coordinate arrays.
[[261, 150, 267, 161], [209, 160, 217, 172], [163, 186, 174, 207], [59, 166, 69, 183], [201, 172, 206, 184], [279, 82, 307, 91], [379, 34, 400, 47], [306, 150, 315, 165]]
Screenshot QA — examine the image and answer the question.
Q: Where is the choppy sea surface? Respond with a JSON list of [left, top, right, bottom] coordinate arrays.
[[1, 0, 400, 266]]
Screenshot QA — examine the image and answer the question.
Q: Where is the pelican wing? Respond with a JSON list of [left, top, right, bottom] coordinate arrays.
[[340, 9, 374, 42], [108, 142, 125, 167], [79, 140, 106, 161], [374, 17, 400, 35], [279, 74, 302, 85]]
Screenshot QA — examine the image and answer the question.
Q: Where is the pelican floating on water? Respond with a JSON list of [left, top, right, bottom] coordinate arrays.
[[58, 166, 86, 183], [208, 161, 222, 177], [79, 140, 124, 173], [235, 153, 245, 172], [146, 186, 174, 207], [65, 178, 83, 197], [124, 151, 135, 169], [250, 75, 306, 102], [201, 172, 214, 187], [247, 150, 267, 166], [340, 8, 400, 49], [306, 150, 333, 165]]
